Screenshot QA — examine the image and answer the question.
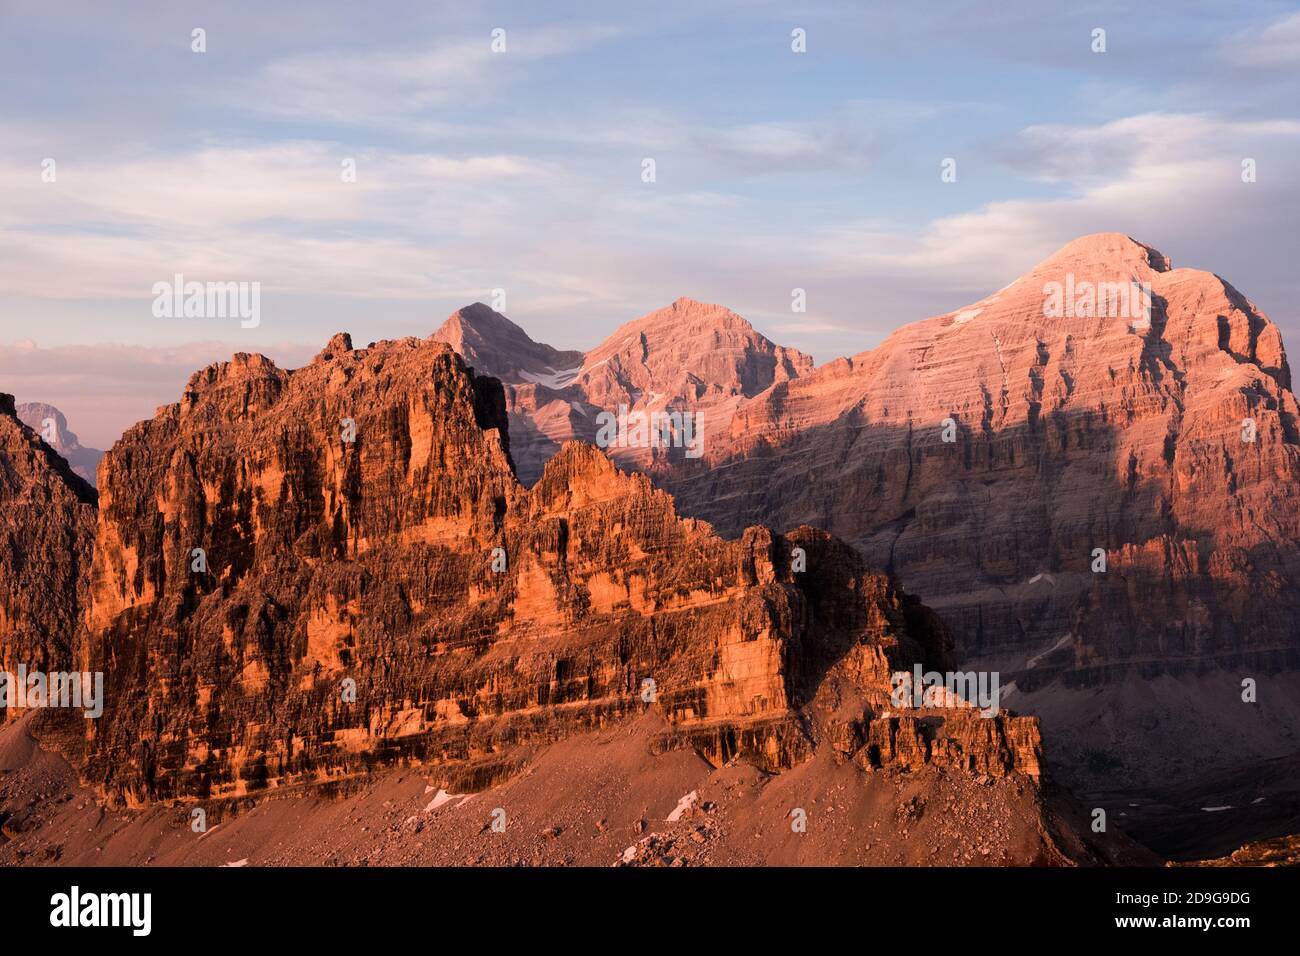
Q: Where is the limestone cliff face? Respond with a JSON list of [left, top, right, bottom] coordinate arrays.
[[658, 234, 1300, 685], [0, 394, 97, 691], [81, 334, 1030, 805]]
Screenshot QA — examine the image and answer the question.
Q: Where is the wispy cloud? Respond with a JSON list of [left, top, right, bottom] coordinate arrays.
[[230, 25, 621, 124], [809, 112, 1300, 300], [1002, 113, 1300, 184], [693, 120, 878, 174], [1221, 11, 1300, 69], [0, 140, 560, 305]]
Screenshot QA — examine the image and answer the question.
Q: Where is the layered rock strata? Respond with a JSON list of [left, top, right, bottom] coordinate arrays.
[[79, 334, 1034, 805]]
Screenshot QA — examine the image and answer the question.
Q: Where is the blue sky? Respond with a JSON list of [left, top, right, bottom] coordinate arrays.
[[1, 0, 1298, 446]]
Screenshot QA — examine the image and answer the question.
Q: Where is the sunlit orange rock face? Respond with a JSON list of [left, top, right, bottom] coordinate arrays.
[[661, 234, 1300, 687], [431, 234, 1300, 792], [80, 333, 1034, 805], [0, 394, 96, 691]]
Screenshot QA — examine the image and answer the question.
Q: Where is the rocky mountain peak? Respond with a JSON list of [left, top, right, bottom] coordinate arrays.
[[1032, 232, 1172, 276], [655, 235, 1300, 796], [14, 400, 105, 488], [433, 303, 584, 385], [314, 331, 354, 363]]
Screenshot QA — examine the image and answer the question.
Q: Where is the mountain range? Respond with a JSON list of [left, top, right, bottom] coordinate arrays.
[[433, 234, 1300, 815], [1, 233, 1297, 865]]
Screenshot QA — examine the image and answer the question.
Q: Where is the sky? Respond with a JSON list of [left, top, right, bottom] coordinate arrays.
[[1, 0, 1298, 448]]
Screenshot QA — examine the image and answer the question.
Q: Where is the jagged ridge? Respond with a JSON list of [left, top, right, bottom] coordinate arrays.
[[75, 334, 1040, 810]]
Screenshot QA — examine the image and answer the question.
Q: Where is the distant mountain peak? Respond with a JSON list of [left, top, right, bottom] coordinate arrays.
[[652, 234, 1300, 799], [15, 400, 104, 488], [432, 303, 583, 384], [1032, 232, 1172, 275], [429, 298, 815, 483]]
